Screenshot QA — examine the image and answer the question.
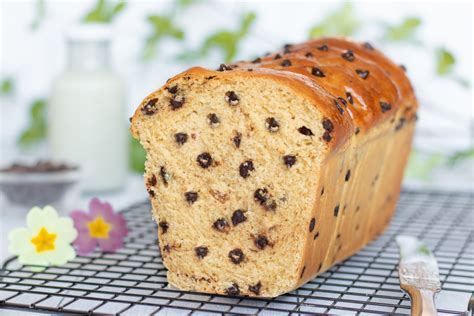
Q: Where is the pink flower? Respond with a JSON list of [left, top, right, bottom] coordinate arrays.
[[70, 198, 128, 255]]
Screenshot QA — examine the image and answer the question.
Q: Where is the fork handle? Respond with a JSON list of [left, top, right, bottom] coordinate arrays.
[[403, 285, 438, 316]]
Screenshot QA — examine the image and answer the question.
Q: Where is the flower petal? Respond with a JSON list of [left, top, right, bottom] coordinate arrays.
[[108, 214, 128, 237], [18, 250, 49, 267], [90, 198, 114, 220], [8, 228, 34, 255], [51, 217, 78, 244], [27, 206, 59, 232], [97, 233, 124, 253], [73, 233, 97, 256], [48, 243, 76, 266], [70, 210, 91, 232]]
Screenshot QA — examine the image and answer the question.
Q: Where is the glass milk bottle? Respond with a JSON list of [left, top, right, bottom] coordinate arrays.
[[49, 24, 127, 192]]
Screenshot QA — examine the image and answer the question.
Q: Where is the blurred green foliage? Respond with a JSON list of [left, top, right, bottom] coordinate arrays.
[[143, 15, 185, 60], [83, 0, 126, 23], [31, 0, 45, 30], [178, 12, 256, 63], [309, 2, 359, 38], [381, 17, 421, 42], [447, 147, 474, 166], [18, 99, 47, 147], [436, 47, 455, 75], [0, 78, 14, 96], [129, 135, 146, 173], [142, 0, 201, 61]]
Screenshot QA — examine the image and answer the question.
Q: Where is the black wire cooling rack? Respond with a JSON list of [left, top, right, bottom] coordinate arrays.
[[0, 190, 473, 315]]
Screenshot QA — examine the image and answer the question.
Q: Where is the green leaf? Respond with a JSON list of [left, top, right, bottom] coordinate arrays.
[[143, 15, 185, 60], [0, 78, 13, 95], [83, 0, 126, 24], [129, 135, 146, 173], [436, 47, 456, 75], [447, 147, 474, 166], [182, 12, 256, 63], [309, 2, 360, 38], [18, 99, 47, 147], [382, 17, 421, 42], [31, 0, 46, 30]]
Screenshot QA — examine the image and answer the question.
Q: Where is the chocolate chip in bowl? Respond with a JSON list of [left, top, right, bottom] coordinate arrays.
[[0, 160, 81, 211]]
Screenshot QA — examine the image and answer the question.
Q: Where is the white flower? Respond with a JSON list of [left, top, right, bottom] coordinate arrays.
[[8, 206, 78, 268]]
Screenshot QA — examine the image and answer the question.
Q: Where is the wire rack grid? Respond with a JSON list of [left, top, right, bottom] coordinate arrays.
[[0, 190, 473, 315]]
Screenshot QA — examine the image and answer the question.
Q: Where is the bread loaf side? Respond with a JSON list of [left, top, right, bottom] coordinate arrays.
[[130, 37, 418, 297]]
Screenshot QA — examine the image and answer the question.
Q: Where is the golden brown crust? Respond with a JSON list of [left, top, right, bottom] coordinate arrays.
[[132, 37, 417, 153]]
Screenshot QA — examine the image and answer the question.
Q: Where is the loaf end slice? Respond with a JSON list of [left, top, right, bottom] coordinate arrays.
[[131, 67, 337, 297]]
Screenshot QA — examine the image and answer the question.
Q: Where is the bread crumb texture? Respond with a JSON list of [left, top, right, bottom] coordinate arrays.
[[131, 37, 418, 297]]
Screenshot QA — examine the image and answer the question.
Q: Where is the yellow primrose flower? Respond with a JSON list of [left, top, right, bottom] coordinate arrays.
[[8, 206, 77, 268]]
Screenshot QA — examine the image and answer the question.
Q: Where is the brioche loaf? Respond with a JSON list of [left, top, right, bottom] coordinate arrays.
[[130, 37, 418, 297]]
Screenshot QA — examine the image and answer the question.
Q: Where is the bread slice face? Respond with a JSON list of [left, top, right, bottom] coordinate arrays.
[[131, 68, 332, 297]]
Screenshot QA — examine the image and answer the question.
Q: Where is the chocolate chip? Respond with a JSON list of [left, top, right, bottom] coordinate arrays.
[[205, 75, 217, 80], [195, 246, 208, 259], [355, 127, 360, 135], [225, 91, 240, 106], [142, 98, 158, 115], [280, 59, 292, 67], [395, 117, 406, 131], [254, 188, 269, 205], [334, 205, 340, 217], [380, 101, 392, 113], [175, 132, 188, 145], [148, 174, 157, 187], [300, 266, 306, 278], [167, 85, 178, 94], [356, 69, 369, 79], [226, 283, 240, 296], [274, 53, 282, 60], [283, 155, 297, 168], [160, 166, 170, 185], [305, 52, 313, 58], [341, 50, 355, 61], [252, 57, 261, 63], [363, 42, 374, 50], [233, 133, 242, 148], [283, 43, 293, 53], [239, 160, 255, 178], [248, 282, 262, 295], [334, 99, 345, 115], [217, 64, 232, 71], [170, 96, 185, 110], [197, 152, 213, 168], [346, 92, 354, 104], [317, 263, 322, 272], [322, 118, 334, 132], [231, 210, 247, 226], [313, 231, 320, 240], [213, 218, 229, 232], [309, 218, 316, 232], [159, 221, 169, 233], [321, 187, 324, 196], [311, 67, 325, 77], [317, 44, 328, 51], [185, 191, 198, 204], [207, 113, 220, 127], [229, 248, 244, 264], [163, 244, 171, 253], [400, 64, 407, 71], [147, 188, 155, 197], [265, 117, 280, 132], [345, 169, 351, 182], [255, 235, 268, 250], [129, 116, 133, 123], [266, 200, 277, 211], [298, 126, 314, 136], [356, 205, 360, 212], [322, 131, 332, 142]]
